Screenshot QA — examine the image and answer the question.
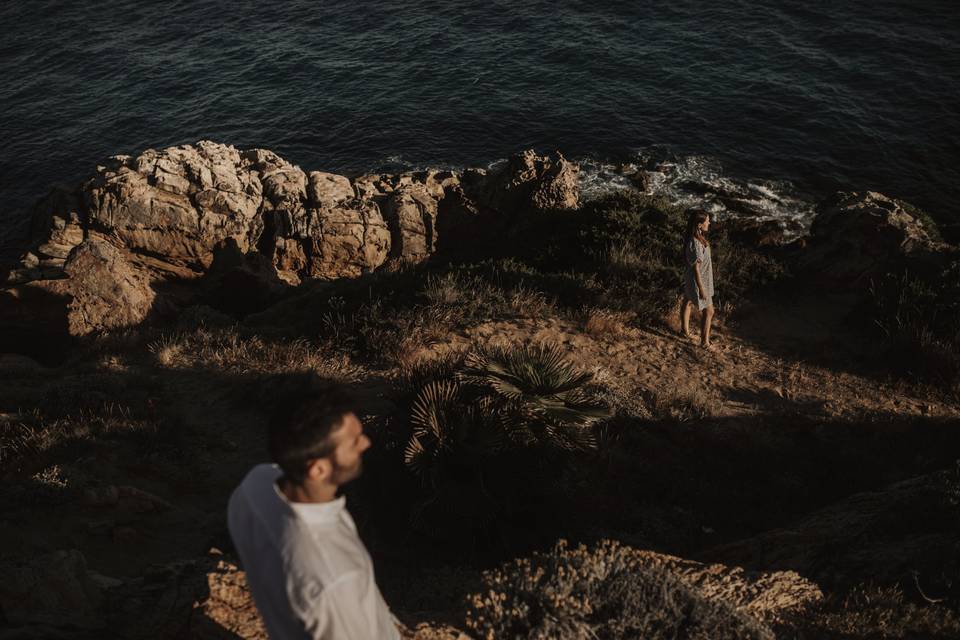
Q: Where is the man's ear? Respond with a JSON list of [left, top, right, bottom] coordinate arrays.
[[305, 457, 332, 482]]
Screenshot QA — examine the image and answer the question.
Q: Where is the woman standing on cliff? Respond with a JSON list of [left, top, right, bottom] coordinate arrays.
[[680, 210, 715, 349]]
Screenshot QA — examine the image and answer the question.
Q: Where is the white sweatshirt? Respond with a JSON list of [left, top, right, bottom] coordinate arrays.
[[227, 464, 401, 640]]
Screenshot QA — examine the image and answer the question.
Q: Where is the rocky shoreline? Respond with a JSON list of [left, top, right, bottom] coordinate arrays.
[[1, 142, 583, 356], [1, 140, 954, 360]]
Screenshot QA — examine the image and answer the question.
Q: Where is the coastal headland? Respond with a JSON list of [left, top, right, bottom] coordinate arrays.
[[1, 141, 958, 638]]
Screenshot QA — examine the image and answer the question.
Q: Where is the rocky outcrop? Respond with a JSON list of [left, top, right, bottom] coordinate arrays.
[[0, 238, 155, 358], [718, 218, 804, 249], [463, 148, 580, 214], [799, 191, 954, 289], [60, 239, 156, 335], [12, 143, 575, 288], [383, 183, 439, 262], [1, 142, 578, 352], [706, 468, 960, 596]]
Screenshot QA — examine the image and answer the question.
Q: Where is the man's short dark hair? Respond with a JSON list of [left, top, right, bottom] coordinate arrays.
[[267, 375, 357, 485]]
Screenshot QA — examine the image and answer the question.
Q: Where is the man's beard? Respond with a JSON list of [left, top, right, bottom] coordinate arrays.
[[331, 457, 363, 485]]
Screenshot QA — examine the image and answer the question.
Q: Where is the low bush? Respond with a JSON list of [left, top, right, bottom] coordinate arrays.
[[582, 307, 632, 337], [465, 539, 773, 640], [803, 583, 960, 639]]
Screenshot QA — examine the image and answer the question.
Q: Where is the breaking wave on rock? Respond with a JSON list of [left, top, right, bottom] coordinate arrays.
[[366, 149, 820, 241]]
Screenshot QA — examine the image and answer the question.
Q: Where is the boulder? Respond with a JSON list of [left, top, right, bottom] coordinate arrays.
[[82, 141, 268, 276], [307, 170, 355, 208], [304, 200, 392, 279], [60, 239, 156, 336], [799, 191, 953, 289], [718, 218, 795, 248], [0, 238, 154, 359], [28, 184, 86, 262], [469, 149, 580, 214]]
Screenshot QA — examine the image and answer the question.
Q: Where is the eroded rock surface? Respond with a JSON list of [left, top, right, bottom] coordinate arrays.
[[0, 238, 154, 356], [465, 148, 580, 214], [800, 191, 954, 288], [2, 142, 579, 351]]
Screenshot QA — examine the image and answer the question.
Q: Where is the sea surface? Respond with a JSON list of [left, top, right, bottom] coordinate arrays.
[[2, 0, 959, 253]]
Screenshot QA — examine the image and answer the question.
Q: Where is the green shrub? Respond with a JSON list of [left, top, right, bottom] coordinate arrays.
[[400, 343, 611, 541], [460, 343, 610, 447], [404, 380, 504, 485], [499, 191, 787, 321]]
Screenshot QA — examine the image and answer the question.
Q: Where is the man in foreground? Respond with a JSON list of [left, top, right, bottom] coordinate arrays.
[[227, 379, 401, 639]]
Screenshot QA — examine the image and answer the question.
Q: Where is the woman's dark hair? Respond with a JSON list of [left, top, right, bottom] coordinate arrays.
[[264, 373, 358, 484], [685, 209, 710, 246]]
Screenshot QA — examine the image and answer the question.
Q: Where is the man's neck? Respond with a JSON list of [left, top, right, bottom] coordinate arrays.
[[279, 477, 338, 504]]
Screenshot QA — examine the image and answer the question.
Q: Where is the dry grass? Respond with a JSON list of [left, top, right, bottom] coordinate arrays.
[[147, 328, 362, 379], [583, 307, 633, 337], [589, 365, 652, 418], [506, 285, 554, 316], [804, 584, 960, 638], [650, 381, 716, 422], [605, 239, 648, 273], [0, 407, 158, 473], [421, 273, 463, 306]]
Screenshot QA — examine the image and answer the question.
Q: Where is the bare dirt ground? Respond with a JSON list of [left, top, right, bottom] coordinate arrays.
[[412, 293, 958, 424]]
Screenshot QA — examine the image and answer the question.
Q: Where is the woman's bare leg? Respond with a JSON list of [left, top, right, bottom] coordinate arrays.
[[701, 305, 715, 348], [680, 300, 693, 337]]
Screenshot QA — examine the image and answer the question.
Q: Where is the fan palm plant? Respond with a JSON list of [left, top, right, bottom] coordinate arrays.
[[403, 380, 505, 535], [404, 380, 504, 485], [460, 342, 611, 450]]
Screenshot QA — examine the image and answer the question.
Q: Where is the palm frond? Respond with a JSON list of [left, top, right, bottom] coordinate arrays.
[[405, 380, 505, 479]]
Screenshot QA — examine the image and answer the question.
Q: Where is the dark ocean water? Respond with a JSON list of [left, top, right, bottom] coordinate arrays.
[[2, 0, 959, 252]]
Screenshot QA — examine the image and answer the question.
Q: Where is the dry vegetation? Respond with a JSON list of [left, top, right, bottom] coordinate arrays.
[[2, 192, 959, 637]]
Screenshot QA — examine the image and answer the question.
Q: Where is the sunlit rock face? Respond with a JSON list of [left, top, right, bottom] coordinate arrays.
[[2, 141, 580, 350]]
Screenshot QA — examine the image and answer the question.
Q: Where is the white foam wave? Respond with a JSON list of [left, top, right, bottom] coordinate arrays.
[[576, 152, 816, 239], [366, 150, 817, 240]]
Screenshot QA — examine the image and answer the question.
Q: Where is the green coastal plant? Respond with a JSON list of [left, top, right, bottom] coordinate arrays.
[[404, 380, 503, 484], [400, 343, 612, 541], [403, 343, 609, 477], [460, 343, 611, 450]]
